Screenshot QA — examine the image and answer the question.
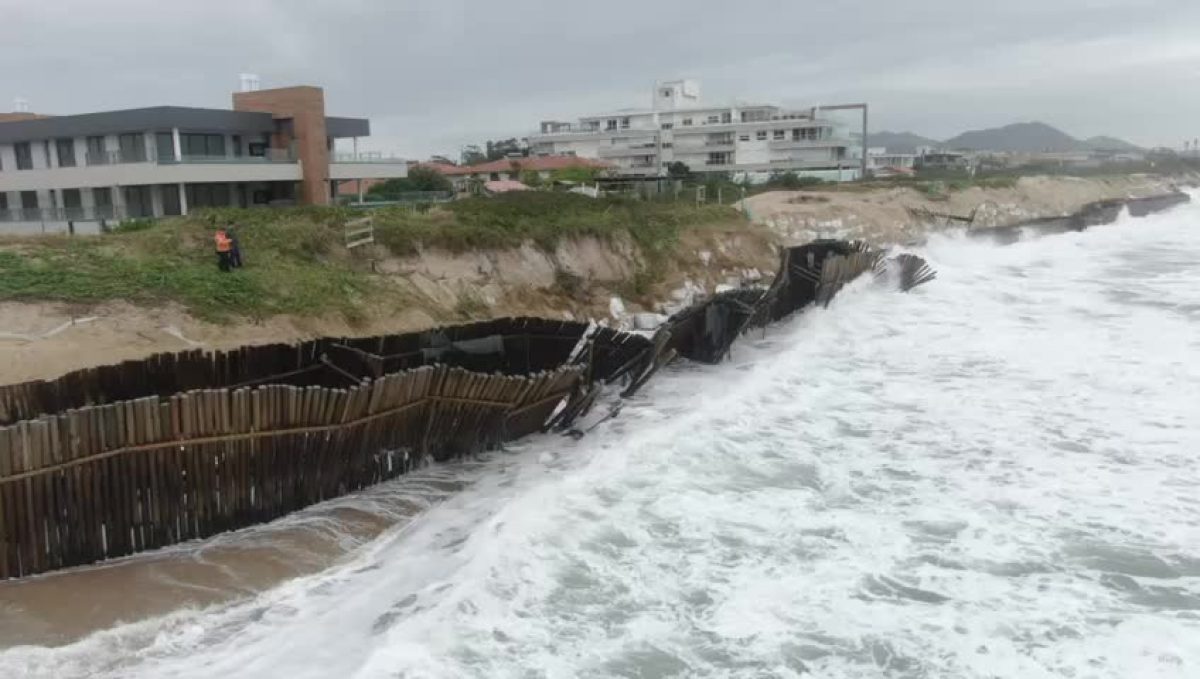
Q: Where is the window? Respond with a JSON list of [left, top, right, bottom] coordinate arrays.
[[118, 133, 147, 163], [661, 89, 672, 98], [62, 189, 82, 218], [92, 187, 112, 208], [706, 115, 719, 124], [248, 142, 267, 157], [738, 134, 750, 142], [620, 117, 630, 129], [86, 136, 107, 165], [20, 191, 38, 209], [605, 119, 617, 131], [14, 142, 33, 170], [721, 112, 732, 124], [661, 123, 673, 130], [232, 134, 243, 157], [0, 193, 7, 211], [55, 139, 76, 167], [62, 188, 81, 209], [43, 141, 52, 167], [182, 133, 225, 158], [155, 132, 175, 162], [186, 183, 231, 208], [682, 118, 693, 126], [756, 130, 767, 141], [706, 152, 731, 166], [661, 142, 673, 149], [774, 130, 786, 140], [124, 186, 153, 218], [160, 184, 181, 216]]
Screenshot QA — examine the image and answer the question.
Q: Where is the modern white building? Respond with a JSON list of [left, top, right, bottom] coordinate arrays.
[[0, 85, 406, 233], [866, 147, 918, 176], [529, 79, 866, 182]]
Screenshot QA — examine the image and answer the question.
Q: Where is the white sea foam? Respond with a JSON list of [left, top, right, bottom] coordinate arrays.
[[3, 199, 1199, 678]]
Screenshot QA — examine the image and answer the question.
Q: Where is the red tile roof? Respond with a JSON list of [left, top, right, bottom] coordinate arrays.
[[0, 112, 49, 123], [483, 179, 531, 193], [413, 161, 462, 174]]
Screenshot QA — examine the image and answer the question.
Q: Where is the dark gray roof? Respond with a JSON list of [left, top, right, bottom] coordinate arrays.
[[0, 106, 371, 143]]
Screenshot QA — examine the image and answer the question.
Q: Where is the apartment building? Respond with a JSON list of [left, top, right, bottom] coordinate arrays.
[[0, 85, 406, 231], [529, 80, 865, 182]]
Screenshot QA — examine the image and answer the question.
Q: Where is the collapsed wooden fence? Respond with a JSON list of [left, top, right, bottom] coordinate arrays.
[[0, 239, 937, 579], [646, 240, 936, 367], [0, 318, 650, 578]]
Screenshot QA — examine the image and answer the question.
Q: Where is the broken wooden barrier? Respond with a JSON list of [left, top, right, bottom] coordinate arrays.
[[0, 318, 650, 578], [639, 239, 936, 371], [0, 239, 937, 579]]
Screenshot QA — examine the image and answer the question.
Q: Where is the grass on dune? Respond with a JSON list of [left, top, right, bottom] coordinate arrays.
[[0, 194, 744, 322]]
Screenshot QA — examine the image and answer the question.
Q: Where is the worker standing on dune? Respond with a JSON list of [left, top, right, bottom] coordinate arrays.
[[226, 223, 243, 268], [214, 228, 233, 272]]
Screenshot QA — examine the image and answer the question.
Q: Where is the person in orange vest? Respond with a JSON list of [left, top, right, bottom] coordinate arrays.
[[226, 223, 243, 268], [214, 228, 233, 272]]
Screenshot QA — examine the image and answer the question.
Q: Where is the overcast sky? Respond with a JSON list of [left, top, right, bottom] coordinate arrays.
[[3, 0, 1198, 158]]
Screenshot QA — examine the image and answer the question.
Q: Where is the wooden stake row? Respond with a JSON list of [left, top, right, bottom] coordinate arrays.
[[0, 363, 582, 578]]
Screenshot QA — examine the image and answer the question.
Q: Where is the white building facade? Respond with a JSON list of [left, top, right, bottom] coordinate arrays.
[[0, 86, 405, 233], [529, 80, 865, 182]]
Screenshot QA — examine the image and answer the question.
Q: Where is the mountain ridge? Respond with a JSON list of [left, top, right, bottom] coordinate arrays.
[[871, 122, 1140, 153]]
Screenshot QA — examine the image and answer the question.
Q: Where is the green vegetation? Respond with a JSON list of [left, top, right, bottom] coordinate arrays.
[[372, 192, 736, 258], [366, 166, 454, 199], [453, 288, 488, 318], [520, 170, 545, 187], [666, 161, 692, 180], [762, 172, 824, 191], [0, 194, 742, 323], [550, 165, 601, 183]]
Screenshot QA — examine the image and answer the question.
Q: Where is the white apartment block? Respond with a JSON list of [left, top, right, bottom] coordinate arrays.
[[529, 80, 865, 182], [0, 85, 406, 233]]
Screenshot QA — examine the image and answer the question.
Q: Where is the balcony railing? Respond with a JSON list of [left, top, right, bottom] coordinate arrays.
[[85, 149, 149, 166], [598, 144, 659, 157], [531, 126, 656, 137], [331, 151, 407, 163], [74, 148, 297, 166], [0, 205, 125, 223], [769, 137, 852, 149], [160, 148, 297, 164]]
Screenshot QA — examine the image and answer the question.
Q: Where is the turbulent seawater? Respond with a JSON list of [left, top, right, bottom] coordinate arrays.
[[3, 199, 1200, 678]]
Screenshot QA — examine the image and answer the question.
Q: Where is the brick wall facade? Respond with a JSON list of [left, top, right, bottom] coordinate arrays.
[[232, 86, 330, 205]]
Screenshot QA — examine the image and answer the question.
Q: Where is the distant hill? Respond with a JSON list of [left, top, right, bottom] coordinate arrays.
[[1082, 135, 1142, 151], [944, 122, 1082, 153], [871, 122, 1141, 154], [869, 131, 939, 154]]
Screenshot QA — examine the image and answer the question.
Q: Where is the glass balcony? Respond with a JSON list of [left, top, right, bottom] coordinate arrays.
[[331, 151, 406, 163]]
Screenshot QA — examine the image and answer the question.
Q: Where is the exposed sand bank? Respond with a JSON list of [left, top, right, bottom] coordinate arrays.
[[744, 174, 1190, 244], [0, 224, 777, 384]]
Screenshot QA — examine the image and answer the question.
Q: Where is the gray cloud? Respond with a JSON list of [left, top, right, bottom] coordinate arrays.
[[3, 0, 1198, 156]]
